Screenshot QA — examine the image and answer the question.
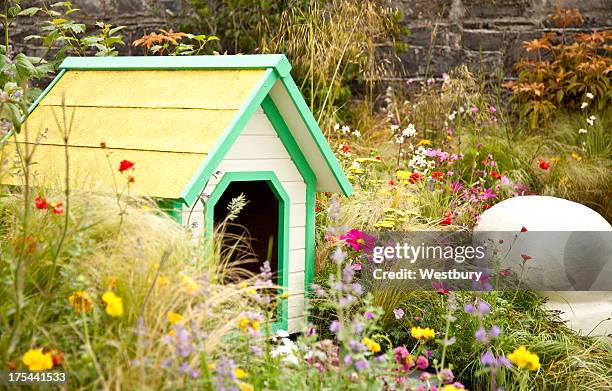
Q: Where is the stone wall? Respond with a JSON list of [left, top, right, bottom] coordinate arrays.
[[394, 0, 612, 77], [10, 1, 612, 78]]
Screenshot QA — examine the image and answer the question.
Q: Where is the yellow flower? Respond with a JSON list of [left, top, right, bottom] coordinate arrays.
[[440, 385, 463, 391], [238, 316, 261, 333], [411, 326, 435, 340], [157, 275, 169, 286], [167, 311, 183, 325], [68, 290, 93, 313], [246, 288, 257, 295], [101, 291, 124, 317], [508, 346, 540, 371], [362, 337, 381, 353], [239, 281, 248, 289], [280, 291, 289, 299], [374, 220, 396, 229], [239, 383, 254, 391], [234, 368, 247, 379], [571, 152, 582, 161], [251, 320, 261, 333], [181, 275, 199, 294], [355, 157, 382, 164], [22, 348, 53, 371], [349, 167, 365, 175], [418, 139, 432, 146], [383, 208, 406, 217], [396, 170, 412, 180]]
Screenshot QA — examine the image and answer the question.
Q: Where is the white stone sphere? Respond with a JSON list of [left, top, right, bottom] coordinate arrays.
[[474, 195, 612, 336]]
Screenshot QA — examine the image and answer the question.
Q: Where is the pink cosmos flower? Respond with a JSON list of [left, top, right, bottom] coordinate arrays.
[[339, 229, 376, 253]]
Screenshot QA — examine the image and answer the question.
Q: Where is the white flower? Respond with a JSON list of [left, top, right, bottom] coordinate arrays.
[[581, 102, 588, 109], [402, 123, 417, 138], [586, 115, 596, 126], [351, 161, 361, 169], [586, 92, 594, 99], [333, 123, 340, 132], [395, 135, 405, 144], [390, 124, 399, 132], [341, 125, 350, 134], [276, 329, 290, 338], [353, 130, 361, 138], [578, 128, 587, 134], [447, 111, 457, 121]]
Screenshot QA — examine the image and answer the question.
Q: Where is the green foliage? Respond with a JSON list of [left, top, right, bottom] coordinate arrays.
[[185, 0, 304, 53]]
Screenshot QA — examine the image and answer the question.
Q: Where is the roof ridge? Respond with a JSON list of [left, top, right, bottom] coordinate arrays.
[[59, 54, 292, 77]]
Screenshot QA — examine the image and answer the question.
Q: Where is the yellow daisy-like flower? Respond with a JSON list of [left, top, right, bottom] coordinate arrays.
[[167, 311, 183, 325], [22, 348, 53, 371], [362, 337, 381, 353], [234, 368, 247, 379], [571, 152, 582, 161], [239, 383, 254, 391], [355, 157, 382, 164], [68, 290, 93, 313], [181, 275, 199, 294], [101, 291, 124, 317], [508, 346, 540, 371], [396, 170, 412, 180], [418, 139, 432, 146], [280, 291, 289, 299], [440, 385, 463, 391], [411, 326, 436, 340]]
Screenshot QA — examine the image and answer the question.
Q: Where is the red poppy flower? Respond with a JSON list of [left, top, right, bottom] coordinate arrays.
[[388, 179, 396, 186], [35, 196, 48, 210], [520, 254, 532, 262], [440, 212, 453, 226], [483, 203, 492, 210], [520, 226, 528, 232], [431, 171, 444, 180], [432, 281, 451, 295], [51, 350, 64, 366], [491, 171, 502, 179], [119, 160, 135, 172], [538, 160, 550, 170], [340, 145, 351, 153], [409, 172, 424, 184], [499, 269, 512, 277], [51, 203, 64, 215]]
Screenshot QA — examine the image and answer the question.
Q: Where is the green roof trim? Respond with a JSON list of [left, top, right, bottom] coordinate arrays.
[[59, 54, 292, 78], [278, 76, 353, 197]]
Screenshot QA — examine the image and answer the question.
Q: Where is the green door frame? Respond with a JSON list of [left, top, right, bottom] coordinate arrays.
[[204, 171, 289, 332]]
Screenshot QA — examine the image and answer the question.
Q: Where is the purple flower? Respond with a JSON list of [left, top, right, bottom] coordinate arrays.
[[477, 300, 491, 314], [331, 247, 348, 264], [363, 311, 374, 320], [497, 356, 512, 368], [352, 321, 364, 333], [464, 303, 475, 314], [354, 358, 369, 371], [416, 355, 429, 369], [480, 349, 496, 366], [489, 325, 501, 338], [393, 308, 405, 320], [471, 107, 479, 113], [489, 106, 497, 113], [330, 320, 340, 333], [475, 327, 487, 343]]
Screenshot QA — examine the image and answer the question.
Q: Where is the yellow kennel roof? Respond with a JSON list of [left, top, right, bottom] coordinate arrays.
[[1, 55, 352, 204]]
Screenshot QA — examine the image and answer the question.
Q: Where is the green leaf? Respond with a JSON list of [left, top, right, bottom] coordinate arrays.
[[24, 35, 42, 41], [14, 53, 38, 81], [66, 8, 80, 16], [108, 26, 126, 36], [18, 7, 42, 17]]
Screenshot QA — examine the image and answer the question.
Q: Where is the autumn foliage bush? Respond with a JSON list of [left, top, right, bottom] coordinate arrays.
[[504, 8, 611, 129]]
